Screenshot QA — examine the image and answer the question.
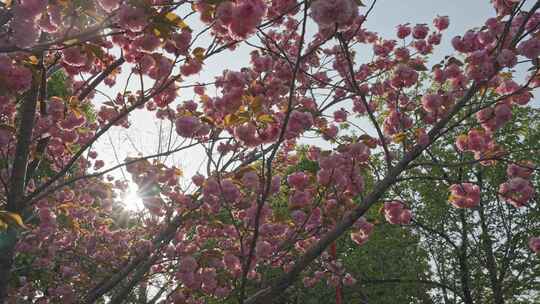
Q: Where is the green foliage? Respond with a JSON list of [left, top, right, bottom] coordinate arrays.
[[278, 220, 433, 304], [394, 107, 540, 303], [47, 70, 71, 99]]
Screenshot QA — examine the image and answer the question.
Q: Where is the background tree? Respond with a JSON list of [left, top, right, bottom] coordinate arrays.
[[397, 106, 540, 304]]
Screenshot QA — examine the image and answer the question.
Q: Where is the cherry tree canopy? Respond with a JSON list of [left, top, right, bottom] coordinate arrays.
[[0, 0, 539, 303]]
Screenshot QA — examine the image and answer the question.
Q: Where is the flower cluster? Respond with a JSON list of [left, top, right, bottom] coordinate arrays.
[[499, 162, 535, 207], [448, 183, 481, 209], [350, 217, 374, 246], [383, 201, 412, 225]]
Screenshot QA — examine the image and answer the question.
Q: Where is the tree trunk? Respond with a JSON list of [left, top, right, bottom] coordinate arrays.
[[477, 203, 504, 304], [458, 211, 474, 304], [0, 229, 17, 303], [0, 55, 40, 304]]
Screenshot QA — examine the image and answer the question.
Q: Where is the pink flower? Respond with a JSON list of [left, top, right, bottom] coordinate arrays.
[[348, 142, 370, 161], [180, 59, 202, 76], [289, 190, 312, 209], [242, 171, 259, 189], [303, 276, 318, 288], [333, 109, 348, 122], [18, 0, 47, 18], [223, 253, 241, 273], [175, 116, 201, 138], [11, 17, 40, 48], [286, 110, 313, 138], [529, 237, 540, 253], [506, 162, 534, 179], [451, 36, 467, 53], [202, 178, 219, 198], [178, 271, 199, 289], [310, 0, 358, 29], [322, 124, 338, 140], [351, 217, 373, 246], [171, 292, 186, 302], [181, 256, 198, 272], [255, 241, 273, 258], [449, 183, 480, 208], [214, 286, 230, 298], [118, 5, 147, 32], [416, 128, 430, 147], [476, 103, 512, 132], [391, 64, 419, 88], [200, 269, 218, 294], [395, 47, 410, 61], [396, 24, 411, 39], [59, 113, 86, 131], [342, 273, 357, 286], [291, 210, 307, 226], [383, 201, 412, 224], [192, 174, 205, 187], [412, 24, 429, 39], [137, 54, 156, 75], [433, 16, 450, 31], [428, 33, 442, 45], [228, 0, 267, 39], [384, 110, 413, 135], [234, 122, 258, 145], [466, 129, 489, 151], [493, 102, 512, 123], [252, 55, 273, 72], [421, 94, 442, 113], [221, 179, 240, 202], [316, 169, 331, 185], [172, 30, 192, 55], [97, 0, 121, 12], [517, 38, 540, 59], [0, 56, 11, 75], [287, 171, 309, 190], [94, 160, 105, 170], [413, 39, 432, 54], [63, 48, 88, 67], [134, 34, 161, 53], [216, 1, 235, 25], [499, 177, 534, 208], [497, 49, 517, 68], [400, 209, 412, 224], [7, 66, 32, 92], [194, 84, 205, 95], [373, 40, 396, 57], [271, 176, 281, 194], [148, 55, 173, 79], [307, 146, 321, 161]]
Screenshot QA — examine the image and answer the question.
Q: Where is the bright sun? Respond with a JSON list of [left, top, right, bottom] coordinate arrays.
[[122, 182, 144, 211]]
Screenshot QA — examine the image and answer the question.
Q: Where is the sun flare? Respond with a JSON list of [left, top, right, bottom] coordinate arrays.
[[122, 183, 144, 211]]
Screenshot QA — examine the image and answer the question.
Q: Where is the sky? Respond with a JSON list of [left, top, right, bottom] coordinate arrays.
[[92, 1, 511, 209]]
